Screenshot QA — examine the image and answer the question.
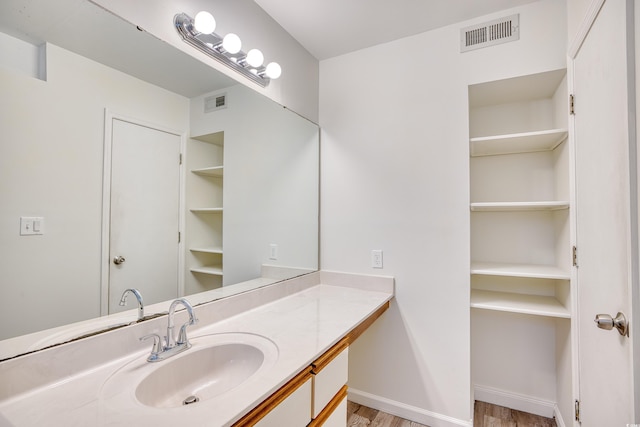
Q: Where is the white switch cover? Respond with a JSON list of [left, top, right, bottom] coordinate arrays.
[[269, 244, 278, 260], [20, 217, 44, 235], [371, 250, 383, 268]]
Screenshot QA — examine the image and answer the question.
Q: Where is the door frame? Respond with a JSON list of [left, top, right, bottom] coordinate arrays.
[[100, 109, 186, 315], [568, 0, 640, 420]]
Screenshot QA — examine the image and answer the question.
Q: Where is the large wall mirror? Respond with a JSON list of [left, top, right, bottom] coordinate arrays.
[[0, 0, 319, 359]]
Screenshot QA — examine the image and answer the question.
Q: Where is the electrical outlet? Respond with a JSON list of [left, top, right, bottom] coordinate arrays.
[[371, 250, 383, 268], [269, 244, 278, 260]]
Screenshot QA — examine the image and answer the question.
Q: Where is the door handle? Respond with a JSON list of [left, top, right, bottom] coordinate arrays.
[[594, 312, 629, 337], [113, 255, 126, 265]]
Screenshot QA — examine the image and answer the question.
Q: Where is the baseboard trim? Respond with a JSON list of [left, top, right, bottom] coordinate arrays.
[[348, 388, 472, 427], [553, 404, 567, 427], [473, 384, 557, 419]]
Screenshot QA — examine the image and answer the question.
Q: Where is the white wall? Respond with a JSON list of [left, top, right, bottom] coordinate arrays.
[[0, 41, 189, 340], [319, 0, 566, 425], [90, 0, 319, 123], [189, 84, 319, 287]]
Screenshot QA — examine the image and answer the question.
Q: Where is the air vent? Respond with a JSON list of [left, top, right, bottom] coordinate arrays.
[[460, 14, 519, 52], [204, 93, 227, 113]]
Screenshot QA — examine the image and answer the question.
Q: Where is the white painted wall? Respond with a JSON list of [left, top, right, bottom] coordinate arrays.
[[90, 0, 319, 123], [0, 42, 189, 340], [189, 84, 319, 287], [320, 0, 566, 425]]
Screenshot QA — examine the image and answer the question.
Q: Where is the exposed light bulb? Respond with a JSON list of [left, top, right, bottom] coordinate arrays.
[[222, 33, 242, 54], [265, 62, 282, 79], [194, 11, 216, 34], [245, 49, 264, 67]]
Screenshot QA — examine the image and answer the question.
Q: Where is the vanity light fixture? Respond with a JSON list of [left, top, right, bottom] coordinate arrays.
[[174, 12, 281, 87]]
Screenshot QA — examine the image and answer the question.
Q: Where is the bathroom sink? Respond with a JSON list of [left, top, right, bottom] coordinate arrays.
[[100, 333, 278, 410]]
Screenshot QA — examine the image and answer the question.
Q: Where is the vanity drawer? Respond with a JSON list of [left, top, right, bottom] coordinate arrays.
[[311, 342, 349, 418], [254, 375, 312, 427]]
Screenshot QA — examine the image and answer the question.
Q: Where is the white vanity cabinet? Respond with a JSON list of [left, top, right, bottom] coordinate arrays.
[[185, 131, 224, 294], [469, 69, 575, 423], [254, 372, 313, 427], [236, 338, 350, 427], [310, 342, 349, 426]]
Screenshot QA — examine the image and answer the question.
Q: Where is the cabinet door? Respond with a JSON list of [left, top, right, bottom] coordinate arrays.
[[254, 377, 312, 427], [312, 346, 349, 418], [318, 397, 347, 427]]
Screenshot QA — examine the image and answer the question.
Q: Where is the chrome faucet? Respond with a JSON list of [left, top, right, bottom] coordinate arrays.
[[140, 298, 198, 362], [119, 288, 144, 321]]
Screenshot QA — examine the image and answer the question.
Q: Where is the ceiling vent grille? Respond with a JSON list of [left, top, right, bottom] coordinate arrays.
[[461, 14, 519, 52], [204, 93, 227, 113]]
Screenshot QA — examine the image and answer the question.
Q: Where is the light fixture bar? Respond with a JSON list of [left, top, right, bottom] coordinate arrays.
[[174, 13, 272, 87]]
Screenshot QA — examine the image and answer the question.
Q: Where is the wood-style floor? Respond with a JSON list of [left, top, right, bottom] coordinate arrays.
[[347, 401, 428, 426], [347, 401, 557, 427], [473, 401, 557, 427]]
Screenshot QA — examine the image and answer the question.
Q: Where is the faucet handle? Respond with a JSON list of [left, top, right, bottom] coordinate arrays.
[[140, 333, 163, 361]]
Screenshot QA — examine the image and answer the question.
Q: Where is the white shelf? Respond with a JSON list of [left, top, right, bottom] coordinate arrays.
[[470, 201, 570, 212], [470, 128, 568, 157], [190, 247, 223, 254], [192, 166, 223, 177], [190, 266, 223, 276], [471, 262, 570, 280], [192, 131, 224, 146], [190, 208, 223, 214], [471, 289, 570, 318]]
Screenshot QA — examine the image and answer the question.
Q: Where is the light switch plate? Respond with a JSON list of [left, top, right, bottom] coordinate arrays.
[[20, 217, 44, 236]]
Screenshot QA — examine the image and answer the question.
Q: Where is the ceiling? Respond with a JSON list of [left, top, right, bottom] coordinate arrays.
[[254, 0, 542, 60]]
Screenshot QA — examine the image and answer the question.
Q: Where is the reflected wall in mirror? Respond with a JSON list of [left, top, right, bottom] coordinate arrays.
[[0, 0, 319, 359]]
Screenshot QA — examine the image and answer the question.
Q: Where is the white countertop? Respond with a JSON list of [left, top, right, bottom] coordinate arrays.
[[0, 272, 393, 427]]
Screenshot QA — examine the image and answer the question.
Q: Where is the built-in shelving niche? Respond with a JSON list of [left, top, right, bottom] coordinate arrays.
[[185, 131, 224, 294], [469, 68, 574, 423]]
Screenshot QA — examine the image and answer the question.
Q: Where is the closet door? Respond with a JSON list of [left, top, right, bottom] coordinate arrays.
[[573, 0, 636, 424]]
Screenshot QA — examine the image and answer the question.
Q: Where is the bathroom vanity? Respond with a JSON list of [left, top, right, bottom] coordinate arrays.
[[0, 271, 393, 426]]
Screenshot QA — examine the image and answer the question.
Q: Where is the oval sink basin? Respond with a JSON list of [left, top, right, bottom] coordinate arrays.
[[100, 333, 278, 410], [137, 342, 265, 408]]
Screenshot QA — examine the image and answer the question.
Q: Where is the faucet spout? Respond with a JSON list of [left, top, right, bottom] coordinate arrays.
[[140, 297, 198, 362], [166, 298, 198, 349], [119, 288, 144, 321]]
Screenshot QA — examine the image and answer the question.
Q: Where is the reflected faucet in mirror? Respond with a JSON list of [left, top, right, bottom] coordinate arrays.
[[140, 298, 198, 362], [119, 289, 144, 321]]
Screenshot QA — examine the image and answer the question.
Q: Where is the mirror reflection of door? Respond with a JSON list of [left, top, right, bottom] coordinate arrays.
[[108, 118, 181, 314]]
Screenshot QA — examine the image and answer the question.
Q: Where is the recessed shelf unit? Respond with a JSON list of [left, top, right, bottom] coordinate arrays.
[[469, 68, 574, 421], [185, 130, 225, 292]]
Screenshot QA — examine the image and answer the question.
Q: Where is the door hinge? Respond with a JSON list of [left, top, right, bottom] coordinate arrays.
[[570, 94, 575, 115], [575, 399, 580, 422], [178, 231, 181, 243], [179, 153, 183, 165], [572, 245, 578, 267]]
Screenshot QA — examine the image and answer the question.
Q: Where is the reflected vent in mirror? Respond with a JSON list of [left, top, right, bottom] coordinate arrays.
[[204, 93, 227, 113], [460, 14, 519, 52]]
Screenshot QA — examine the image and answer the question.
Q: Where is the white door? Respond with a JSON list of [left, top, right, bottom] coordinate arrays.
[[573, 0, 636, 424], [108, 118, 182, 313]]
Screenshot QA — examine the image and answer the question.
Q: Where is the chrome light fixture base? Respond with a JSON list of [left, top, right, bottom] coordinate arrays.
[[174, 13, 273, 88]]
